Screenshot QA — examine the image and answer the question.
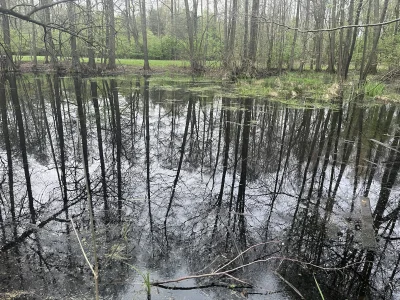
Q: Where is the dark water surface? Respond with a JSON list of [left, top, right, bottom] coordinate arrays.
[[0, 74, 399, 299]]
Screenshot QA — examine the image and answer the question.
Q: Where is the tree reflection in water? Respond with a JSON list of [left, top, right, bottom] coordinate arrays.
[[0, 75, 399, 299]]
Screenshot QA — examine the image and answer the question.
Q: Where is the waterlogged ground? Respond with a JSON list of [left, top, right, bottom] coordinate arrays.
[[0, 74, 399, 299]]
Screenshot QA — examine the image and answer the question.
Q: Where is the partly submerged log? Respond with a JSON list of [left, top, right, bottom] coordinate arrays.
[[360, 197, 377, 251]]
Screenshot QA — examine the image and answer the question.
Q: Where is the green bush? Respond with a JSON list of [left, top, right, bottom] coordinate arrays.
[[365, 81, 385, 97]]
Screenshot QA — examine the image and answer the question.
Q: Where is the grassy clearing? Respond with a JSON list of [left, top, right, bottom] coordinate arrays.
[[17, 56, 190, 67], [235, 72, 338, 106]]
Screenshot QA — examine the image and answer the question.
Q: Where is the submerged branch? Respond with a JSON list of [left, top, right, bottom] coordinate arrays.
[[153, 283, 252, 290], [151, 241, 364, 288]]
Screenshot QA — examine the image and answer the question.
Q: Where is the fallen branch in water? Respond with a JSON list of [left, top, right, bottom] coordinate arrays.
[[151, 241, 365, 289]]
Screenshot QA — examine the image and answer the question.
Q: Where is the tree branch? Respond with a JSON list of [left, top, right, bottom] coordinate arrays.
[[26, 0, 77, 17], [0, 7, 96, 48], [258, 16, 400, 33]]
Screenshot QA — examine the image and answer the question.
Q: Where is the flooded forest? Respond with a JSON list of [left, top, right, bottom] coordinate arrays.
[[1, 0, 400, 299], [0, 74, 399, 299]]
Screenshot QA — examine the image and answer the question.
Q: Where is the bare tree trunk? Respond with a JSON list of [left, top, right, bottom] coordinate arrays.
[[184, 0, 201, 71], [242, 0, 249, 65], [30, 0, 37, 67], [314, 0, 325, 72], [368, 0, 380, 75], [289, 0, 301, 70], [0, 0, 12, 66], [41, 0, 56, 65], [361, 0, 389, 80], [247, 0, 260, 72], [299, 0, 310, 72], [107, 0, 116, 69], [140, 0, 150, 70], [126, 0, 132, 43], [86, 0, 96, 70], [68, 2, 79, 71], [327, 0, 337, 73], [227, 0, 238, 67]]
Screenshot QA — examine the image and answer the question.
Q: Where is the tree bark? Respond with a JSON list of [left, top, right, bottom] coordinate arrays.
[[140, 0, 150, 70], [107, 0, 116, 69]]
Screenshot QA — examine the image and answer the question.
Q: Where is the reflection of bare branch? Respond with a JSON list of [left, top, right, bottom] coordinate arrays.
[[27, 0, 77, 17]]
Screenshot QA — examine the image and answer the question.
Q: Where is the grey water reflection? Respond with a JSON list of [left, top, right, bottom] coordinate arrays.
[[0, 74, 399, 299]]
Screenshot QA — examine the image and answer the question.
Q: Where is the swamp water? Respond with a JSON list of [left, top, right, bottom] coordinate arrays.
[[0, 75, 399, 299]]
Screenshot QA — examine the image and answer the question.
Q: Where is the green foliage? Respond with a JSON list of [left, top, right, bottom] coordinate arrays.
[[365, 81, 385, 97], [379, 34, 400, 68]]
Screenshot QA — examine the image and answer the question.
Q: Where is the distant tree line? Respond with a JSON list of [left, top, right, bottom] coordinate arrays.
[[1, 0, 400, 76]]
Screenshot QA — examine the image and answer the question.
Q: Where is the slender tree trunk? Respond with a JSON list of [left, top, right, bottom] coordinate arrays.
[[0, 0, 12, 66], [289, 0, 301, 70], [86, 0, 96, 69], [314, 0, 325, 72], [68, 2, 79, 71], [184, 0, 201, 71], [368, 0, 380, 75], [242, 0, 249, 65], [41, 0, 56, 65], [30, 0, 37, 67], [140, 0, 150, 70], [299, 0, 310, 72], [247, 0, 260, 72], [227, 0, 238, 67], [327, 0, 337, 73], [361, 0, 390, 80], [107, 0, 116, 69]]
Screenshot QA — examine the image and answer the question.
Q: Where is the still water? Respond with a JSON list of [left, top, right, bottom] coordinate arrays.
[[0, 74, 399, 299]]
